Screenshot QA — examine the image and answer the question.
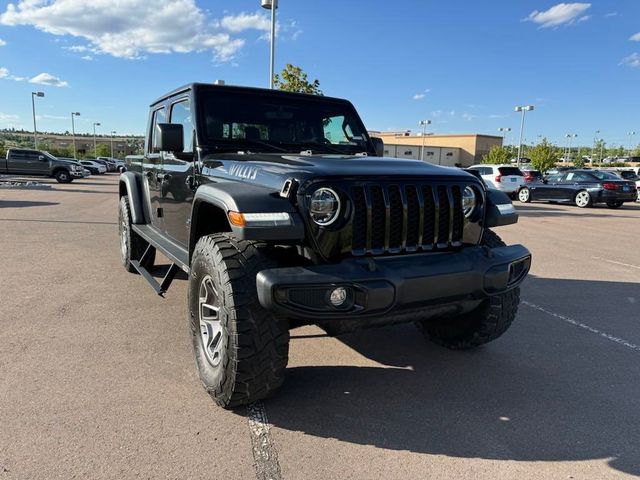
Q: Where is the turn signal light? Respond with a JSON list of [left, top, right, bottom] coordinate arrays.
[[602, 182, 617, 191], [494, 174, 502, 183]]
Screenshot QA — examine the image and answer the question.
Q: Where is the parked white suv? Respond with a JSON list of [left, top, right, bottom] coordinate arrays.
[[467, 165, 525, 197]]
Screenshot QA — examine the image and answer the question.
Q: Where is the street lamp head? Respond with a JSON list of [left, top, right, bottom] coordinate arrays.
[[94, 122, 101, 126], [32, 91, 45, 97], [261, 0, 277, 9], [525, 105, 534, 111], [72, 112, 80, 116], [418, 120, 431, 126]]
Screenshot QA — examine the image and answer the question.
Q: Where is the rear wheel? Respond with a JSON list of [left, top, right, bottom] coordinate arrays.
[[118, 196, 154, 273], [416, 230, 520, 349], [606, 200, 623, 209], [189, 234, 289, 408], [518, 187, 531, 203], [574, 190, 592, 208]]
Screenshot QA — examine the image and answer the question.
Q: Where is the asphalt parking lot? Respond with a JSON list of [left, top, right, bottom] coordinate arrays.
[[1, 175, 639, 480]]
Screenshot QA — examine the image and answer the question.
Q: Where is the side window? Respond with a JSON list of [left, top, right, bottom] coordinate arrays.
[[149, 107, 166, 154], [322, 115, 361, 145], [169, 99, 193, 152]]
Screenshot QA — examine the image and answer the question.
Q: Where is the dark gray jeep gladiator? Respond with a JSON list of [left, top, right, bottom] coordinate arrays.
[[3, 148, 84, 183], [118, 83, 531, 408]]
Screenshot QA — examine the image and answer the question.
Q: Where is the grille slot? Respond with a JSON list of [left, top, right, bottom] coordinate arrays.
[[349, 183, 467, 256]]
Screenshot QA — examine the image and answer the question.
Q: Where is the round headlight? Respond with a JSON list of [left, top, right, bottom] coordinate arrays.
[[309, 188, 340, 226], [462, 186, 477, 218]]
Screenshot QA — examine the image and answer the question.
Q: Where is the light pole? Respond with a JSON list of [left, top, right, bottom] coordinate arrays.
[[628, 131, 636, 157], [71, 112, 80, 159], [31, 91, 45, 148], [93, 122, 101, 158], [514, 105, 534, 168], [499, 127, 511, 146], [418, 119, 431, 161], [565, 134, 577, 163], [110, 131, 116, 158], [261, 0, 278, 89], [591, 130, 600, 164]]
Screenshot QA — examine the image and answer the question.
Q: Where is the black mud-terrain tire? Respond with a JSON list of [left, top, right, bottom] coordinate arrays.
[[416, 230, 520, 349], [54, 169, 73, 183], [189, 234, 289, 408], [118, 195, 154, 273], [606, 200, 623, 209]]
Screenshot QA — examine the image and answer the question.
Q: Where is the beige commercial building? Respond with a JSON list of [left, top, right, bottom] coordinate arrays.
[[371, 132, 503, 167]]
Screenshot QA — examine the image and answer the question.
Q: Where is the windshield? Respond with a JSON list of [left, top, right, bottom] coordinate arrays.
[[498, 167, 523, 176], [198, 89, 373, 155], [42, 151, 57, 161]]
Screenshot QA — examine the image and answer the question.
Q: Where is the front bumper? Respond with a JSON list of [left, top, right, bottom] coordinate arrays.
[[256, 244, 531, 320], [70, 170, 84, 178]]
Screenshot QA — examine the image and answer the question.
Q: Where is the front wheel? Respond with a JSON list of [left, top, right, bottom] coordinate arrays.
[[54, 170, 72, 183], [574, 190, 592, 208], [118, 196, 154, 273], [415, 230, 520, 349], [518, 187, 531, 203], [606, 200, 623, 209], [189, 234, 289, 408]]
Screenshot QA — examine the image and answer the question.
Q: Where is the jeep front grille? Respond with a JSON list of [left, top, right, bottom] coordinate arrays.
[[350, 183, 465, 255]]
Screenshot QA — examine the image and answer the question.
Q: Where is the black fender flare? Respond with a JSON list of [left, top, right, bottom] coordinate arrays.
[[119, 172, 146, 224], [484, 188, 518, 227], [191, 182, 305, 242]]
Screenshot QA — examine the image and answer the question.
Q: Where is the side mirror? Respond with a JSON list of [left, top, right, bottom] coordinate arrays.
[[371, 137, 384, 157], [154, 123, 184, 153]]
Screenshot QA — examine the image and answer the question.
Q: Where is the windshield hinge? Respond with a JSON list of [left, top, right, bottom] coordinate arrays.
[[299, 150, 313, 156], [355, 152, 368, 156]]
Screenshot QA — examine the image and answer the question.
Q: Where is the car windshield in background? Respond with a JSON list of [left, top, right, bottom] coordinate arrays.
[[498, 167, 523, 176], [592, 171, 620, 180], [199, 90, 372, 155]]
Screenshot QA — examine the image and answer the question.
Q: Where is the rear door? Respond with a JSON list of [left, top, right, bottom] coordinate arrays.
[[145, 106, 166, 231], [158, 95, 196, 246]]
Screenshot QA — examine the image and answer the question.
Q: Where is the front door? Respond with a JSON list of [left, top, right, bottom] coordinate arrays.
[[158, 96, 196, 246]]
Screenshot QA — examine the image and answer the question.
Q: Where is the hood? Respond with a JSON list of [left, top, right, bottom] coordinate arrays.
[[201, 153, 477, 191]]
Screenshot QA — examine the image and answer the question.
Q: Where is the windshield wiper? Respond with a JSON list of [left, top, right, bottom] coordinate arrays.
[[240, 139, 289, 153], [300, 142, 359, 156]]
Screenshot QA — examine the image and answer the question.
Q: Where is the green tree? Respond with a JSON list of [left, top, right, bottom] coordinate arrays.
[[0, 139, 5, 158], [95, 143, 111, 157], [482, 145, 511, 164], [274, 64, 323, 95], [529, 138, 558, 173]]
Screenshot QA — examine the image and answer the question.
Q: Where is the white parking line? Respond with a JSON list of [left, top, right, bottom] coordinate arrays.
[[247, 401, 283, 480], [592, 256, 640, 270], [523, 300, 640, 352]]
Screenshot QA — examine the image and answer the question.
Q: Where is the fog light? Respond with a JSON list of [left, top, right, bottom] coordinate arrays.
[[329, 287, 347, 307]]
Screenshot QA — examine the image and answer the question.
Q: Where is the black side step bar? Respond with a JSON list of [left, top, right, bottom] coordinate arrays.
[[130, 224, 190, 296]]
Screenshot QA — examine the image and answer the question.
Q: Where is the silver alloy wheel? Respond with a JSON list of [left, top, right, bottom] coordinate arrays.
[[198, 275, 223, 367], [518, 188, 530, 202], [575, 191, 590, 208]]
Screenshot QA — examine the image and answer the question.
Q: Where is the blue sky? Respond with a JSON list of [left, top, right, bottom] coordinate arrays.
[[0, 0, 638, 148]]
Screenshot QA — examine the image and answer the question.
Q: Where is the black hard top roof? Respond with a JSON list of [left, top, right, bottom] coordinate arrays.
[[150, 83, 350, 108]]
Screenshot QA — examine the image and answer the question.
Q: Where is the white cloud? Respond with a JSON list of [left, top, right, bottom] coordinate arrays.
[[412, 88, 430, 100], [0, 112, 19, 121], [630, 33, 640, 42], [0, 67, 8, 78], [462, 113, 476, 121], [36, 114, 68, 120], [620, 53, 640, 68], [0, 38, 6, 46], [0, 0, 246, 61], [29, 72, 68, 87], [525, 3, 591, 28], [605, 12, 618, 18], [431, 110, 442, 117], [81, 55, 93, 61], [221, 12, 270, 33]]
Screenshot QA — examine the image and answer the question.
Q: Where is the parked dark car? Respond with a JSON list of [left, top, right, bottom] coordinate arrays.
[[79, 160, 106, 175], [91, 158, 114, 172], [518, 169, 637, 208], [2, 148, 84, 183]]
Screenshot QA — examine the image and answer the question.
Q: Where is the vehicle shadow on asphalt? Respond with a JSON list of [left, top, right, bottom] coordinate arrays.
[[515, 204, 640, 219], [0, 200, 59, 208], [266, 277, 640, 477]]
